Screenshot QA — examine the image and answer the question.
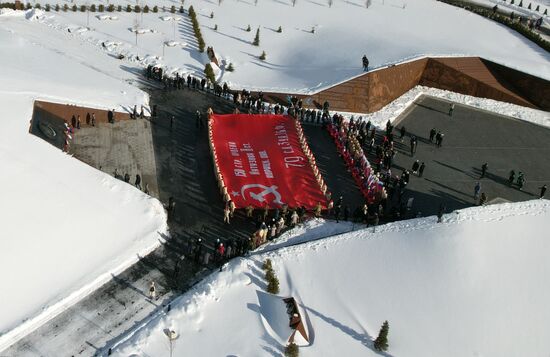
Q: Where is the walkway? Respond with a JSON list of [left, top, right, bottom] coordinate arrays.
[[388, 95, 550, 216]]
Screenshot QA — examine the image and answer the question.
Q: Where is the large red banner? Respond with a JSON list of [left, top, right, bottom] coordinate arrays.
[[210, 114, 326, 209]]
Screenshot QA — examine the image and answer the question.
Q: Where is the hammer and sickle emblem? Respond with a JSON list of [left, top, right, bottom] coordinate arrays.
[[241, 184, 284, 205]]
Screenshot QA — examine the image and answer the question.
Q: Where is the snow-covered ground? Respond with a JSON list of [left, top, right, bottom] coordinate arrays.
[[1, 0, 549, 351], [0, 10, 168, 351], [111, 200, 550, 357], [4, 0, 549, 95]]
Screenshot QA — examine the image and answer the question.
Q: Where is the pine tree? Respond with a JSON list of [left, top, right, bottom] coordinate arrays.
[[544, 8, 548, 15], [253, 28, 260, 46], [134, 5, 140, 12], [265, 268, 279, 293], [262, 259, 273, 271], [179, 5, 185, 13], [246, 24, 251, 32], [284, 342, 299, 357], [214, 24, 218, 31], [152, 5, 158, 12], [98, 4, 104, 12], [171, 5, 176, 13], [80, 4, 86, 12], [44, 4, 50, 11], [204, 63, 216, 85], [518, 0, 523, 7], [226, 62, 234, 71], [527, 3, 531, 9], [71, 4, 77, 11], [535, 4, 539, 11], [143, 5, 149, 12], [90, 4, 96, 12], [259, 50, 266, 60], [210, 11, 214, 18], [117, 4, 122, 11], [55, 4, 60, 11], [277, 25, 282, 33], [510, 0, 514, 4], [373, 320, 389, 352], [63, 4, 68, 11], [126, 4, 132, 12]]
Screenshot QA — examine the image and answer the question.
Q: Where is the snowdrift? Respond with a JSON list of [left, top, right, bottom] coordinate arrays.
[[112, 200, 550, 357]]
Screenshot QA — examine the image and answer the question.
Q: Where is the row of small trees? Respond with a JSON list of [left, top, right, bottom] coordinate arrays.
[[23, 2, 183, 13], [439, 0, 549, 52], [508, 0, 547, 13], [188, 5, 205, 52]]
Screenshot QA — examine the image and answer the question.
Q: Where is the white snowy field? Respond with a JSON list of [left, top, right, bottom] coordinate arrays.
[[3, 0, 549, 95], [112, 200, 550, 357], [0, 13, 168, 351]]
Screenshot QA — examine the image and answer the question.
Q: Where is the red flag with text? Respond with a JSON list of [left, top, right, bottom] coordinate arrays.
[[210, 114, 326, 209]]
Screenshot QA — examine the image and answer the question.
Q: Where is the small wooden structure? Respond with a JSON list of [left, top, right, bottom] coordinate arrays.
[[283, 297, 309, 344]]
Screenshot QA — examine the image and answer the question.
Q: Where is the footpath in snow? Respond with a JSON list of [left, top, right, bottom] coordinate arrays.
[[0, 12, 167, 351]]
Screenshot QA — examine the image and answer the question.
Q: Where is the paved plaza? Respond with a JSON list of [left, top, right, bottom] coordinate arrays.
[[13, 86, 549, 355], [389, 95, 550, 216]]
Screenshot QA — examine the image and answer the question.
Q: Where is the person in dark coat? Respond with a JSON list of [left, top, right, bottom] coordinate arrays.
[[412, 160, 420, 174], [135, 174, 141, 189], [437, 203, 445, 223], [481, 163, 488, 178], [418, 162, 426, 177], [540, 184, 547, 199], [508, 170, 515, 186], [429, 127, 436, 142]]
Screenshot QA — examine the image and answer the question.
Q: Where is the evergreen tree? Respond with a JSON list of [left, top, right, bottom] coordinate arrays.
[[126, 4, 132, 12], [214, 24, 218, 31], [544, 8, 547, 15], [179, 5, 185, 13], [55, 4, 60, 11], [528, 3, 531, 9], [71, 4, 77, 11], [277, 25, 282, 33], [266, 268, 279, 293], [510, 0, 514, 4], [204, 63, 216, 84], [226, 62, 234, 71], [44, 4, 50, 11], [284, 342, 299, 357], [90, 4, 96, 12], [134, 5, 140, 12], [63, 4, 68, 11], [80, 4, 86, 12], [210, 11, 214, 18], [262, 259, 273, 271], [246, 24, 251, 32], [518, 0, 523, 7], [171, 5, 176, 13], [98, 4, 104, 12], [535, 4, 539, 11], [259, 50, 266, 60], [152, 5, 158, 12], [253, 28, 260, 46], [117, 4, 122, 11], [373, 320, 389, 352], [143, 5, 149, 12]]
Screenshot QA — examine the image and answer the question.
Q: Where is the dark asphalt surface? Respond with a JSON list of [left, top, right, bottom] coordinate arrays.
[[13, 83, 549, 355], [389, 95, 550, 216]]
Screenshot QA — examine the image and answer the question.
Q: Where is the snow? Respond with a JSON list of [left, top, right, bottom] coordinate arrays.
[[1, 0, 549, 351], [0, 10, 167, 351], [338, 85, 550, 130], [6, 0, 549, 94], [111, 200, 550, 356]]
